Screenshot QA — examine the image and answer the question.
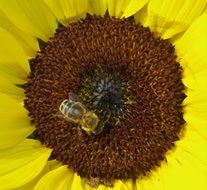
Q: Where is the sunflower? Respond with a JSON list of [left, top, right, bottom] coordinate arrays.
[[0, 0, 206, 189]]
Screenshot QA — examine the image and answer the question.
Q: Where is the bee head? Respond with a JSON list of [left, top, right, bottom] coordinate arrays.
[[82, 112, 99, 129]]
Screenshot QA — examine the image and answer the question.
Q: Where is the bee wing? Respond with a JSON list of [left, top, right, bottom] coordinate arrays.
[[68, 92, 80, 102], [54, 111, 78, 123]]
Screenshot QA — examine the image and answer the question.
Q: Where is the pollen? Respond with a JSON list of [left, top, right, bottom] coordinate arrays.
[[24, 15, 185, 186]]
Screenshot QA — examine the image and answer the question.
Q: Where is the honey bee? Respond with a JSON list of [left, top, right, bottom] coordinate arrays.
[[59, 92, 104, 135]]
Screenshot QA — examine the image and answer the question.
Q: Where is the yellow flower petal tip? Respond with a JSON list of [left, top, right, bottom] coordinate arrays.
[[136, 0, 207, 39], [175, 13, 207, 73], [13, 160, 62, 190], [34, 166, 74, 190], [0, 76, 25, 101], [0, 0, 57, 41], [0, 93, 35, 149], [0, 9, 39, 57], [0, 27, 30, 72], [107, 0, 149, 18], [88, 0, 107, 16], [0, 139, 52, 189], [175, 13, 207, 125], [44, 0, 88, 25]]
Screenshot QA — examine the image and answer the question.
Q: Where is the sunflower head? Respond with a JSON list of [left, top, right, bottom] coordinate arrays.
[[24, 13, 185, 185], [0, 0, 206, 190]]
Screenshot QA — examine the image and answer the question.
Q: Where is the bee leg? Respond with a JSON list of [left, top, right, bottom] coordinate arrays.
[[93, 121, 106, 135], [53, 112, 74, 122]]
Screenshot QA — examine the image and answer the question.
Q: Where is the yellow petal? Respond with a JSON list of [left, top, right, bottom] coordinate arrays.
[[106, 0, 149, 18], [146, 13, 207, 188], [163, 155, 206, 190], [137, 121, 207, 190], [0, 76, 25, 100], [123, 179, 135, 190], [161, 129, 207, 190], [34, 166, 75, 190], [178, 128, 207, 164], [184, 96, 207, 120], [183, 84, 207, 124], [81, 180, 91, 190], [136, 0, 207, 39], [0, 61, 28, 85], [0, 93, 35, 149], [82, 179, 130, 190], [175, 13, 207, 128], [59, 0, 88, 24], [108, 180, 128, 190], [0, 10, 39, 57], [70, 173, 84, 190], [0, 27, 29, 73], [106, 0, 117, 17], [14, 160, 62, 190], [136, 169, 163, 190], [182, 64, 207, 93], [0, 0, 57, 41], [134, 3, 148, 24], [0, 27, 30, 99], [0, 139, 52, 189], [121, 0, 149, 18], [184, 111, 207, 139], [175, 13, 207, 73], [43, 0, 67, 25], [88, 0, 107, 16], [202, 3, 207, 13], [137, 87, 207, 189], [91, 185, 107, 190], [96, 185, 107, 190], [44, 0, 88, 26]]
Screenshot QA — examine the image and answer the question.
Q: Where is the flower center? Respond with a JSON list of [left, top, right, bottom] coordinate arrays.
[[78, 66, 132, 129], [24, 15, 185, 187]]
